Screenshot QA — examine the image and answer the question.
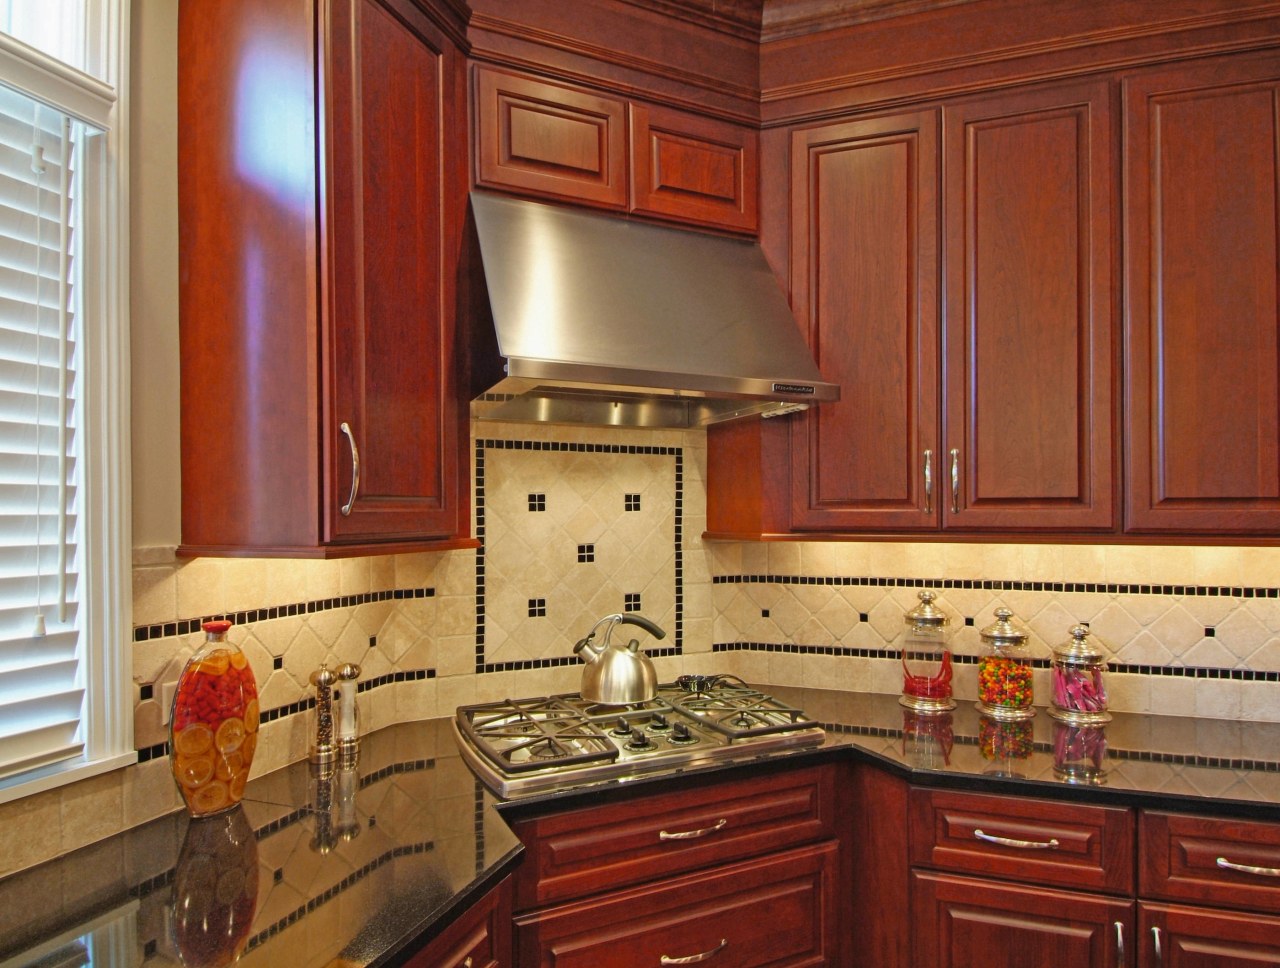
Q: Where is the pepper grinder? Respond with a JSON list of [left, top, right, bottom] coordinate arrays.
[[309, 663, 337, 765], [336, 662, 361, 765]]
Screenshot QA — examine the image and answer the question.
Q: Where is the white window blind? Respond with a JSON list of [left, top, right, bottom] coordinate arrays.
[[0, 84, 90, 779], [0, 0, 131, 803]]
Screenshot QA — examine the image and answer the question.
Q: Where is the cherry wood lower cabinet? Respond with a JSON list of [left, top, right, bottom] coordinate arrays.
[[1138, 902, 1280, 966], [514, 842, 839, 967], [404, 877, 512, 968], [506, 765, 845, 966], [911, 870, 1131, 968]]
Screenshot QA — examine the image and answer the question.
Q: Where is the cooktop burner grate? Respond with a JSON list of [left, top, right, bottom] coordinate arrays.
[[458, 696, 618, 773]]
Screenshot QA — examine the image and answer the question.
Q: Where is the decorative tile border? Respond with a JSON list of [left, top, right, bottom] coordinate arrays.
[[134, 669, 436, 760], [714, 642, 1280, 683], [131, 587, 436, 642], [714, 575, 1280, 597], [473, 438, 684, 674]]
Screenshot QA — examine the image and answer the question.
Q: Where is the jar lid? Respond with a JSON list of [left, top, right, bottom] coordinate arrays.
[[1053, 624, 1106, 663], [905, 590, 950, 630], [979, 607, 1029, 649], [202, 619, 232, 635]]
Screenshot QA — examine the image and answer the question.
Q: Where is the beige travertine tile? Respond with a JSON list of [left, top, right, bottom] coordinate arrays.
[[60, 770, 124, 854]]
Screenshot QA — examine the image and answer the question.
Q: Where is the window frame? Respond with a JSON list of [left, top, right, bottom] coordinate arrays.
[[0, 0, 132, 804]]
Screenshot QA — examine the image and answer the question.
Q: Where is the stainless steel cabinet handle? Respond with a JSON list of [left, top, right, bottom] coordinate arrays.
[[1216, 856, 1280, 877], [923, 449, 933, 514], [660, 939, 727, 964], [973, 828, 1060, 850], [949, 448, 960, 513], [1113, 921, 1124, 968], [339, 421, 360, 517], [1151, 926, 1163, 965], [659, 818, 727, 841]]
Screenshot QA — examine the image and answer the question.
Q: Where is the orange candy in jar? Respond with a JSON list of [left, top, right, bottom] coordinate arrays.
[[170, 620, 259, 816]]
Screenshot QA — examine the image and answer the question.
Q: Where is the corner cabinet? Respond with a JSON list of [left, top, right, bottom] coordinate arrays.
[[1123, 51, 1280, 534], [786, 79, 1115, 533], [178, 0, 471, 557]]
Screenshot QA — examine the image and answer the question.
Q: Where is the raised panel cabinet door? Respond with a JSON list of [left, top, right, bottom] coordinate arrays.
[[789, 110, 942, 531], [1124, 52, 1280, 533], [324, 0, 466, 541], [942, 80, 1115, 530], [911, 870, 1132, 968], [1140, 902, 1280, 967], [630, 104, 759, 232], [473, 67, 627, 208]]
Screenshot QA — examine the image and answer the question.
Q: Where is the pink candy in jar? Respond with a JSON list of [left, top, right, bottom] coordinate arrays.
[[1048, 624, 1111, 725]]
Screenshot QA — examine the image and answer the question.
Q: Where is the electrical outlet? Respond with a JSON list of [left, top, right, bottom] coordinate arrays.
[[160, 681, 177, 725]]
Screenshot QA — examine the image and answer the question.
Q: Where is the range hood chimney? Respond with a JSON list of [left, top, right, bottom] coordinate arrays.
[[468, 191, 839, 429]]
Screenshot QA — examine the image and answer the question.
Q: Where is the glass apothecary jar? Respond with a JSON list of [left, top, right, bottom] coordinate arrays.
[[975, 607, 1035, 721], [900, 590, 955, 713], [1048, 624, 1111, 725], [170, 620, 259, 816]]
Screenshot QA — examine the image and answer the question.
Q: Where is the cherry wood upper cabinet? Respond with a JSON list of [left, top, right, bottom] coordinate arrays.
[[630, 104, 758, 232], [473, 67, 628, 209], [941, 80, 1115, 531], [473, 65, 758, 233], [178, 0, 470, 556], [786, 80, 1114, 534], [1124, 53, 1280, 534], [788, 110, 941, 531]]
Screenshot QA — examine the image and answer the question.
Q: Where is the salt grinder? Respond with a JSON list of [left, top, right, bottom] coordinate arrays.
[[309, 663, 337, 765], [336, 662, 361, 765]]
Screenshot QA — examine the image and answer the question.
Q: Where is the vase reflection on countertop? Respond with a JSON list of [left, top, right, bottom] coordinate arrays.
[[172, 804, 259, 968]]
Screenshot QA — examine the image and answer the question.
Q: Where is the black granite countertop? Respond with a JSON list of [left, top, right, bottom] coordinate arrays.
[[1, 688, 1277, 967]]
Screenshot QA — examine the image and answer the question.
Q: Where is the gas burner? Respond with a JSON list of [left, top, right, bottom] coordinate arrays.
[[454, 680, 825, 797]]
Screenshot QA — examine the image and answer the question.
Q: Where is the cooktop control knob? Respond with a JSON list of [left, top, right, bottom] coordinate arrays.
[[670, 721, 696, 744], [628, 727, 653, 750], [649, 713, 669, 731], [613, 717, 630, 736]]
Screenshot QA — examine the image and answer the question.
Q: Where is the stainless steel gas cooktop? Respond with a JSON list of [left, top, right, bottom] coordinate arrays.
[[453, 675, 826, 797]]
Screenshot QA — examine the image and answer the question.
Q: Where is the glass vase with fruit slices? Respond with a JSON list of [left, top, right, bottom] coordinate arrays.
[[170, 620, 259, 816]]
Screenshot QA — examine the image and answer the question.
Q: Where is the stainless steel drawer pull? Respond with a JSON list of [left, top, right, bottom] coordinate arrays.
[[1216, 856, 1280, 877], [973, 828, 1060, 850], [462, 959, 473, 968], [949, 448, 960, 513], [659, 818, 727, 841], [1113, 921, 1124, 968], [923, 449, 933, 514], [339, 421, 360, 517], [660, 939, 727, 964]]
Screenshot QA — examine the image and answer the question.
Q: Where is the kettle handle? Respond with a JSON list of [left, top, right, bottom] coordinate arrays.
[[616, 613, 666, 640]]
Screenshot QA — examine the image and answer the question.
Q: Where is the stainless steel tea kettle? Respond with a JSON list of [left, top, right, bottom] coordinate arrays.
[[572, 613, 666, 705]]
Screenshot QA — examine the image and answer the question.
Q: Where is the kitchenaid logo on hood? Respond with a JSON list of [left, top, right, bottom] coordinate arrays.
[[772, 383, 817, 395]]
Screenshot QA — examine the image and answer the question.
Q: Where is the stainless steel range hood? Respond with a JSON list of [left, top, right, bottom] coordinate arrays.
[[468, 191, 839, 428]]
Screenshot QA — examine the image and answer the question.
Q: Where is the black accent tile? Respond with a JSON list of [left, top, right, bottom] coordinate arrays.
[[273, 655, 283, 671], [1206, 627, 1216, 637], [369, 635, 377, 649], [625, 493, 641, 511], [528, 598, 546, 618], [139, 683, 153, 701], [624, 593, 641, 612], [965, 617, 975, 626], [577, 543, 595, 563], [528, 493, 546, 512], [762, 609, 770, 618]]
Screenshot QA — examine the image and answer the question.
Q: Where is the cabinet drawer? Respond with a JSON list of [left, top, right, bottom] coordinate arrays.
[[909, 788, 1134, 894], [510, 765, 835, 909], [1140, 811, 1280, 915], [513, 841, 838, 968]]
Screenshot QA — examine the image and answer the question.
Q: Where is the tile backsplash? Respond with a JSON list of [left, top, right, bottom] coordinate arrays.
[[5, 419, 1280, 876]]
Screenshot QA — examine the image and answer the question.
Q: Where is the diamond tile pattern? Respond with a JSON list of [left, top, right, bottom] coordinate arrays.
[[481, 446, 677, 666]]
